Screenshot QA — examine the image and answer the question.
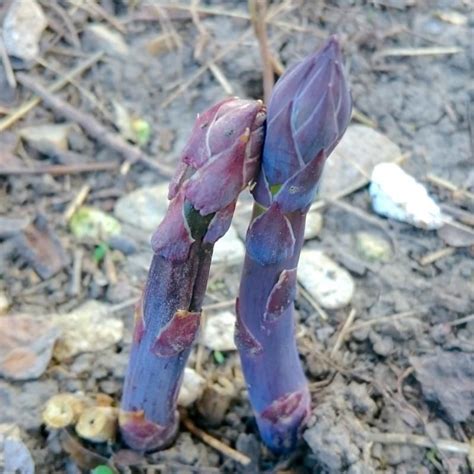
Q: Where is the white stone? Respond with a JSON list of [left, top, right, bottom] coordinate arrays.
[[178, 368, 206, 407], [3, 0, 47, 62], [53, 301, 123, 360], [212, 226, 245, 264], [369, 163, 443, 230], [84, 24, 128, 56], [298, 249, 355, 310], [114, 184, 169, 232], [0, 293, 9, 315], [20, 124, 73, 155], [304, 212, 323, 240], [201, 311, 236, 352]]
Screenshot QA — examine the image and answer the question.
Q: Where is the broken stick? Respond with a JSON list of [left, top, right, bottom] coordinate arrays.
[[16, 73, 174, 178]]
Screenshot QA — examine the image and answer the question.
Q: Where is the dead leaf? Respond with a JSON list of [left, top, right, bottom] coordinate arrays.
[[438, 221, 474, 247], [14, 214, 68, 279], [0, 315, 60, 380], [319, 125, 402, 197]]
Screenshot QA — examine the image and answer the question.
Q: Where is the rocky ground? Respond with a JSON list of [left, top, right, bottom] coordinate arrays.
[[0, 0, 473, 473]]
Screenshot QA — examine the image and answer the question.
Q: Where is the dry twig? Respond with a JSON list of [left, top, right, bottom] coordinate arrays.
[[367, 432, 472, 456], [159, 1, 289, 108], [194, 311, 208, 374], [63, 184, 90, 222], [35, 56, 113, 122], [70, 248, 83, 297], [352, 108, 377, 128], [330, 198, 396, 250], [0, 36, 16, 89], [16, 73, 173, 177], [298, 284, 329, 321], [181, 415, 251, 466], [69, 0, 126, 33], [249, 0, 274, 103], [40, 0, 81, 49], [154, 3, 312, 33], [330, 308, 357, 358], [202, 300, 235, 312], [374, 46, 463, 59], [208, 62, 234, 95], [0, 51, 103, 132], [189, 0, 211, 59], [427, 174, 474, 202], [447, 313, 474, 327], [145, 463, 219, 474], [419, 247, 455, 266], [104, 252, 118, 285], [160, 29, 253, 109], [0, 161, 118, 176], [441, 204, 474, 227], [348, 309, 426, 333]]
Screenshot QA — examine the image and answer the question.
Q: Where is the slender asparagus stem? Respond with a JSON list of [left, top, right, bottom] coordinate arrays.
[[236, 36, 352, 453], [120, 98, 265, 451]]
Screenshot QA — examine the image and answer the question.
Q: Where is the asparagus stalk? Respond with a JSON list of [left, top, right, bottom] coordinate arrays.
[[120, 98, 265, 451], [236, 37, 352, 453]]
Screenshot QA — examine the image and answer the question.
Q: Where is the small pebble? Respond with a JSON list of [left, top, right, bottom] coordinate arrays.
[[107, 235, 138, 255], [20, 124, 73, 155], [298, 249, 355, 309], [114, 185, 169, 232], [178, 368, 206, 407], [369, 331, 394, 356], [99, 379, 121, 395], [304, 212, 323, 240], [3, 0, 47, 63], [0, 292, 10, 315], [355, 232, 391, 262], [53, 301, 123, 360], [201, 311, 236, 352], [212, 226, 245, 264]]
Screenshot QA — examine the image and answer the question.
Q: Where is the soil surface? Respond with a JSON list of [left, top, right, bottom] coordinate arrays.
[[0, 0, 472, 473]]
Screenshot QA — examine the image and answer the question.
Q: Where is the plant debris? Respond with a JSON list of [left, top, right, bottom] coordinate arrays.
[[13, 214, 68, 279], [0, 315, 60, 380]]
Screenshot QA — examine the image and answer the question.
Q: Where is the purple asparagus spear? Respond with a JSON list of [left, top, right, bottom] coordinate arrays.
[[120, 98, 266, 452], [236, 36, 352, 453]]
